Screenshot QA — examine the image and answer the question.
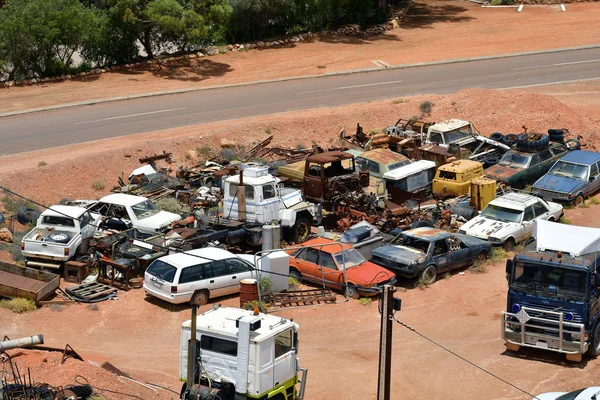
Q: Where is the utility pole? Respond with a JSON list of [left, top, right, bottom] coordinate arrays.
[[377, 284, 399, 400]]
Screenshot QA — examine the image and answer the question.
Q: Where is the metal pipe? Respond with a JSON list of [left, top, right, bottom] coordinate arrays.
[[0, 335, 43, 351], [238, 170, 246, 221]]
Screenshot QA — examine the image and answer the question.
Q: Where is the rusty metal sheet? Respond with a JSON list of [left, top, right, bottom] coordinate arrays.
[[307, 150, 354, 164], [358, 148, 409, 166], [437, 159, 482, 173], [406, 227, 449, 239], [485, 164, 518, 180]]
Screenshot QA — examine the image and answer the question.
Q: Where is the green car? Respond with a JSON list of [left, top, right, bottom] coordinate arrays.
[[484, 142, 569, 188]]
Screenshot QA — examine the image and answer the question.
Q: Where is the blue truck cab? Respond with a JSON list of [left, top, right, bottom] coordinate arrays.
[[502, 220, 600, 362]]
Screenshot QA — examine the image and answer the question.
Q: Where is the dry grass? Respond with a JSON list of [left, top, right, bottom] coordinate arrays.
[[358, 297, 373, 306], [91, 180, 105, 191], [0, 298, 36, 313]]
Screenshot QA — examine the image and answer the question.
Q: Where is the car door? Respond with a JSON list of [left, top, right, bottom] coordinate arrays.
[[204, 260, 235, 298], [586, 162, 600, 197], [533, 150, 553, 182], [225, 257, 255, 294], [318, 251, 342, 290], [290, 248, 320, 283], [520, 205, 536, 242], [446, 236, 474, 269], [177, 263, 206, 298], [431, 239, 451, 272], [532, 200, 550, 223]]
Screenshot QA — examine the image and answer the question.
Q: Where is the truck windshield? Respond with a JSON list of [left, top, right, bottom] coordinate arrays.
[[480, 204, 522, 223], [510, 261, 587, 300], [432, 128, 471, 144], [131, 200, 160, 219], [498, 151, 531, 168], [334, 249, 366, 269], [396, 235, 430, 253], [549, 161, 588, 180]]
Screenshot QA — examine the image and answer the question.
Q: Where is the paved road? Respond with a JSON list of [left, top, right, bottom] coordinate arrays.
[[2, 47, 600, 155]]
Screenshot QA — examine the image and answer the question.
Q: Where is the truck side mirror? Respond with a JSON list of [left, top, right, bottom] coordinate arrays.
[[505, 260, 513, 280]]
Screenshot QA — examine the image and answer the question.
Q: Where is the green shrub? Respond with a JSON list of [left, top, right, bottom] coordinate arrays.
[[196, 145, 213, 159], [420, 100, 433, 115], [91, 180, 105, 191], [358, 297, 372, 306], [288, 277, 298, 287], [11, 232, 25, 262], [0, 298, 36, 313], [259, 276, 272, 294], [38, 161, 47, 167], [590, 197, 600, 205], [562, 217, 573, 225], [1, 196, 36, 214], [490, 247, 509, 263], [220, 148, 238, 162], [154, 197, 190, 215]]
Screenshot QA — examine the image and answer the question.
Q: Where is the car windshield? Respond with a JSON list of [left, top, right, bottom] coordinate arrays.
[[146, 260, 177, 283], [480, 204, 522, 223], [498, 151, 531, 168], [387, 160, 412, 171], [396, 235, 430, 253], [333, 249, 366, 269], [131, 199, 160, 219], [442, 128, 472, 143], [555, 389, 587, 400], [510, 262, 587, 300], [549, 161, 588, 180]]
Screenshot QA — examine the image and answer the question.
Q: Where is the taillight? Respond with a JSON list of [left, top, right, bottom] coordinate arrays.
[[20, 242, 24, 250], [171, 286, 177, 293], [64, 248, 69, 256]]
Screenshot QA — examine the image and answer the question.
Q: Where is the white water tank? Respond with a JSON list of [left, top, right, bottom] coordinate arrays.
[[260, 251, 289, 292]]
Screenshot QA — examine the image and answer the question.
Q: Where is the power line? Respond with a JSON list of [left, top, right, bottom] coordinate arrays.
[[392, 316, 541, 400]]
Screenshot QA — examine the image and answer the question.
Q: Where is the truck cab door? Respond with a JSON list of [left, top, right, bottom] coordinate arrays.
[[261, 184, 281, 223], [272, 329, 296, 392], [303, 161, 325, 202]]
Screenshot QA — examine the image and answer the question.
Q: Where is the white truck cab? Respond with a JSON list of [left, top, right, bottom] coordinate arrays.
[[222, 166, 316, 243], [180, 306, 307, 400]]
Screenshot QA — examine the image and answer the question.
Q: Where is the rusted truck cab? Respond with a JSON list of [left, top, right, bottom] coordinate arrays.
[[303, 151, 369, 209]]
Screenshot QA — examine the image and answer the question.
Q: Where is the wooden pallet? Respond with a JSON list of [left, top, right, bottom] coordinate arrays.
[[267, 289, 336, 306], [65, 282, 117, 302]]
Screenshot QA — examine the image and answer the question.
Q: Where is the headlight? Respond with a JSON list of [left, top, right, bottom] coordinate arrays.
[[571, 332, 581, 341], [408, 257, 425, 266], [488, 237, 503, 243], [511, 303, 521, 313]]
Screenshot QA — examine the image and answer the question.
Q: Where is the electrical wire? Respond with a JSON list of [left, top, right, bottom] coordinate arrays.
[[144, 382, 180, 395], [74, 375, 144, 399], [391, 316, 541, 400]]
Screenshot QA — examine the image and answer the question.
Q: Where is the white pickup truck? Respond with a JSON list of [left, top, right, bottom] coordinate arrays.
[[21, 205, 101, 270]]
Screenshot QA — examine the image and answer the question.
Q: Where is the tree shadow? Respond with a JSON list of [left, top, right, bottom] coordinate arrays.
[[317, 32, 402, 45], [402, 1, 475, 30], [149, 59, 233, 82]]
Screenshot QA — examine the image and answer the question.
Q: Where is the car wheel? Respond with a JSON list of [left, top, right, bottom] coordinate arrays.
[[289, 268, 303, 283], [289, 217, 311, 243], [475, 251, 487, 264], [345, 285, 360, 299], [190, 290, 209, 306], [503, 134, 519, 146], [490, 132, 504, 142], [574, 194, 585, 207], [420, 265, 437, 285], [17, 208, 40, 225], [503, 238, 515, 252], [548, 216, 555, 222], [565, 138, 581, 151], [588, 321, 600, 357]]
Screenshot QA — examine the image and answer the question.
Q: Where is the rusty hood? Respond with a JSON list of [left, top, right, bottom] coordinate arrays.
[[484, 164, 520, 181]]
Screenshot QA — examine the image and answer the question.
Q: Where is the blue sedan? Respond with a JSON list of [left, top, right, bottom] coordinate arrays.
[[532, 150, 600, 206], [370, 227, 492, 284]]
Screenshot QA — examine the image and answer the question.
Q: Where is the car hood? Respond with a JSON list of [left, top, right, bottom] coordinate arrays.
[[135, 211, 181, 231], [533, 174, 585, 194], [460, 216, 518, 240], [372, 245, 425, 264], [484, 164, 520, 181], [345, 262, 396, 284]]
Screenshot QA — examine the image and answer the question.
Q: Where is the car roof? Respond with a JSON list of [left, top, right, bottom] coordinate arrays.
[[437, 159, 482, 172], [99, 193, 147, 207], [383, 160, 436, 181], [300, 238, 351, 254], [357, 148, 409, 166], [403, 227, 450, 241], [429, 119, 470, 132], [157, 247, 238, 269], [490, 192, 539, 209], [560, 150, 600, 165], [42, 205, 87, 219]]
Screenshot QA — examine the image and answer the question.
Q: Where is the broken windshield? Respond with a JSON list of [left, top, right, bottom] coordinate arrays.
[[131, 199, 160, 220], [549, 161, 588, 180], [480, 204, 522, 223], [510, 261, 587, 300], [396, 235, 430, 253], [333, 248, 366, 269], [498, 151, 531, 168]]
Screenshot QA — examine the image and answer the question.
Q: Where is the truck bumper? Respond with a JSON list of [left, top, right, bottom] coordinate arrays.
[[501, 307, 588, 356]]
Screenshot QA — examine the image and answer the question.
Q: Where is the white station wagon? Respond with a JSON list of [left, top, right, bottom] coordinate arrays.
[[143, 247, 256, 305], [459, 192, 563, 251]]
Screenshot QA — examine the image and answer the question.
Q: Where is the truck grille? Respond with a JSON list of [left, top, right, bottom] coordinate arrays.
[[522, 304, 582, 323]]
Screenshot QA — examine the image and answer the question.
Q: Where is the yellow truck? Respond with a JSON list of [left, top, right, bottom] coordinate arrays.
[[432, 160, 485, 198]]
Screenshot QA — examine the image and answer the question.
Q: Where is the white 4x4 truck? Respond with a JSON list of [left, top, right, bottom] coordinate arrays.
[[459, 192, 563, 251], [21, 205, 101, 270], [180, 306, 307, 400], [219, 166, 317, 244]]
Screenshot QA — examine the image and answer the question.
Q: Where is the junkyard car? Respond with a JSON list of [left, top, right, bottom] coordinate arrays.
[[459, 192, 563, 251], [431, 160, 484, 198], [287, 238, 396, 298], [485, 142, 569, 188], [89, 193, 181, 233], [143, 247, 255, 305], [370, 227, 491, 284], [383, 160, 437, 204], [355, 148, 412, 180], [536, 387, 600, 400], [532, 150, 600, 206]]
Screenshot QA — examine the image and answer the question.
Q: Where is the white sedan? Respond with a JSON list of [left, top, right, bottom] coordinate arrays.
[[537, 387, 600, 400]]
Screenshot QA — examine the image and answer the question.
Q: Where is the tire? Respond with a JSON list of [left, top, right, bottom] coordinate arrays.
[[516, 134, 549, 151], [549, 133, 564, 143], [574, 193, 585, 207], [548, 129, 564, 136], [503, 134, 519, 146], [289, 268, 303, 283], [411, 219, 433, 229], [475, 251, 488, 264], [345, 285, 360, 299], [17, 208, 40, 225], [565, 138, 581, 151], [483, 157, 500, 168], [288, 217, 311, 244], [190, 290, 209, 306], [503, 238, 515, 252], [47, 232, 71, 244], [490, 132, 504, 142], [420, 265, 437, 285], [588, 321, 600, 357], [451, 203, 477, 221]]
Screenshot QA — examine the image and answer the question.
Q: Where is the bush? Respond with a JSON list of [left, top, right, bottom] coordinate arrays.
[[38, 161, 47, 167], [259, 276, 272, 294], [0, 298, 36, 313], [220, 148, 238, 162], [91, 180, 105, 191], [358, 297, 372, 306], [154, 197, 190, 215], [11, 231, 25, 262], [490, 247, 508, 263], [420, 100, 433, 115], [196, 145, 213, 159], [288, 277, 298, 287], [1, 196, 36, 214]]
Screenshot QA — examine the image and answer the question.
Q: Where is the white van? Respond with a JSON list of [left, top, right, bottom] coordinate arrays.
[[143, 248, 256, 305]]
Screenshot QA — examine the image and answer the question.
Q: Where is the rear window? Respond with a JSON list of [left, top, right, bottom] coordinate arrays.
[[42, 216, 75, 227], [146, 260, 177, 283], [200, 335, 238, 357]]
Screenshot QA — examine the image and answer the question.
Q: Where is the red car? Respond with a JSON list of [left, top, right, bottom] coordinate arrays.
[[287, 238, 397, 298]]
